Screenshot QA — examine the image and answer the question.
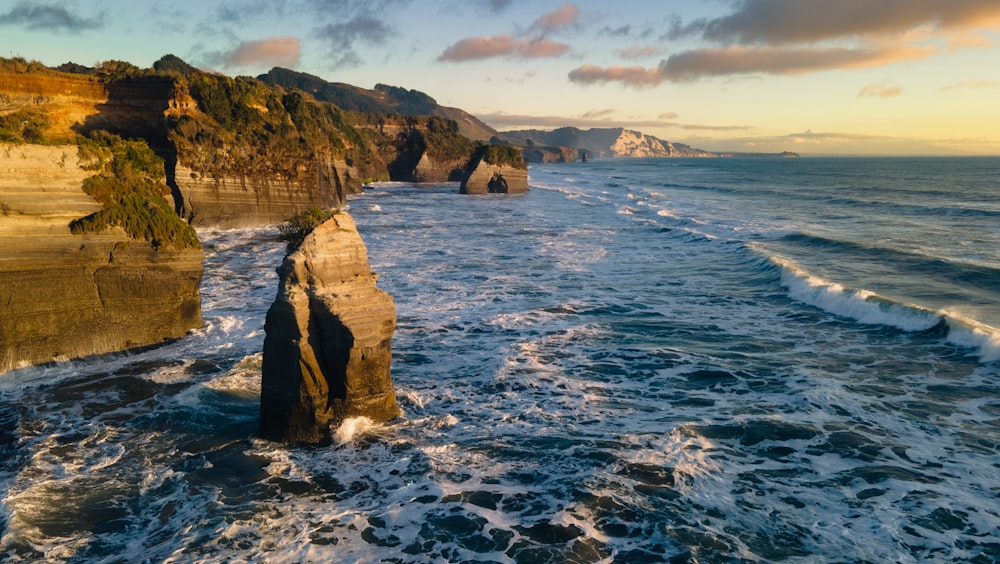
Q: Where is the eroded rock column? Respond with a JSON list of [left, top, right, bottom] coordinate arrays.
[[260, 213, 398, 444]]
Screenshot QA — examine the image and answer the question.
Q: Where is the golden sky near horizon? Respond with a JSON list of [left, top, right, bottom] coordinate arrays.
[[2, 0, 999, 155]]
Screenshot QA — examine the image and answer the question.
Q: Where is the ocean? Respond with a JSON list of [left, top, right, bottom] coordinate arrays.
[[1, 157, 998, 563]]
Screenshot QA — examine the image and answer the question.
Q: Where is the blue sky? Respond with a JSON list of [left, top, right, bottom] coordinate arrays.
[[2, 0, 1000, 155]]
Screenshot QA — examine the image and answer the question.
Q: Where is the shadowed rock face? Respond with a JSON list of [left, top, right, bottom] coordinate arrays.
[[260, 213, 398, 444], [0, 144, 203, 372]]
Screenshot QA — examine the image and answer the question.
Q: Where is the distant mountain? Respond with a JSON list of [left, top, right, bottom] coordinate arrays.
[[258, 67, 497, 141], [497, 127, 798, 159]]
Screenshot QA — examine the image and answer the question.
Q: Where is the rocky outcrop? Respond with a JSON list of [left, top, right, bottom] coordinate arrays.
[[609, 129, 670, 158], [520, 145, 584, 163], [459, 145, 529, 194], [459, 154, 529, 194], [0, 144, 203, 372], [260, 213, 398, 444]]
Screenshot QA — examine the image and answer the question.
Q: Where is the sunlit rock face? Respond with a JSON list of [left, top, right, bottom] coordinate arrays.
[[260, 213, 398, 445], [0, 144, 203, 372], [459, 157, 529, 194]]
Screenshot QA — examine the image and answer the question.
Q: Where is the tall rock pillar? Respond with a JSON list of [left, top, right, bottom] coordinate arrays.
[[260, 212, 398, 444]]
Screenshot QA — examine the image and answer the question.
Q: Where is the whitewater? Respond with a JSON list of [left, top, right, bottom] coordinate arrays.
[[1, 157, 998, 562]]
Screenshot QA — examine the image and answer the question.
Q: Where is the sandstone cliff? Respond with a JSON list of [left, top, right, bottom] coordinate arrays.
[[0, 144, 203, 372], [3, 58, 487, 230], [459, 145, 529, 194], [260, 213, 398, 444]]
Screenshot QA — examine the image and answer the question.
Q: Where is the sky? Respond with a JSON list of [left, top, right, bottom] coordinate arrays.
[[2, 0, 1000, 155]]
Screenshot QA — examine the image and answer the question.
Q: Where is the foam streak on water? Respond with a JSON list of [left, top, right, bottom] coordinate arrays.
[[1, 158, 999, 563]]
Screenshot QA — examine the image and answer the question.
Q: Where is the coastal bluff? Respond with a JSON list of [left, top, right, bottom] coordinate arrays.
[[0, 144, 203, 372], [260, 212, 398, 444]]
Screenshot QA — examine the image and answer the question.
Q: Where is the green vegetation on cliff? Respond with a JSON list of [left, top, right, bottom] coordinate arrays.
[[277, 207, 338, 252], [473, 143, 526, 169], [168, 72, 376, 179], [0, 108, 54, 144], [70, 132, 199, 249]]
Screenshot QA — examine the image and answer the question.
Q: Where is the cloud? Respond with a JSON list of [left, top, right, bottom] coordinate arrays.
[[222, 37, 301, 69], [580, 108, 615, 119], [569, 44, 935, 86], [438, 35, 568, 61], [858, 81, 902, 98], [941, 79, 999, 91], [530, 3, 580, 34], [617, 45, 663, 59], [658, 112, 679, 120], [600, 24, 632, 37], [481, 0, 513, 13], [585, 1, 1000, 90], [315, 15, 394, 68], [695, 0, 1000, 45], [476, 111, 749, 132], [568, 64, 665, 87], [0, 1, 102, 32]]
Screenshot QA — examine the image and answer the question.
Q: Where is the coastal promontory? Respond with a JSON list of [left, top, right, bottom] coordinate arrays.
[[260, 211, 398, 444]]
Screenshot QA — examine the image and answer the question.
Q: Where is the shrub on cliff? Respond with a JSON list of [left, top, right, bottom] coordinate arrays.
[[0, 108, 54, 144], [70, 132, 200, 250], [277, 207, 339, 252]]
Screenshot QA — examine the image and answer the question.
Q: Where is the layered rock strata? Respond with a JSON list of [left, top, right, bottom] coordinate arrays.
[[260, 213, 398, 444], [460, 156, 529, 194], [174, 155, 356, 229], [0, 144, 203, 372]]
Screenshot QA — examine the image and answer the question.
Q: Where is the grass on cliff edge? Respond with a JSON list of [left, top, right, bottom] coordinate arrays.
[[277, 207, 341, 253], [70, 132, 200, 250]]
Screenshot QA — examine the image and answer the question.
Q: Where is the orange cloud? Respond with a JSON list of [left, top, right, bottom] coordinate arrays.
[[941, 79, 999, 91], [438, 35, 568, 61], [569, 44, 934, 86], [223, 37, 300, 68], [568, 64, 665, 87], [532, 3, 580, 33], [859, 81, 903, 98]]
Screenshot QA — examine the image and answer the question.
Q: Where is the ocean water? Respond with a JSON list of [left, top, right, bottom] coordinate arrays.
[[1, 157, 999, 563]]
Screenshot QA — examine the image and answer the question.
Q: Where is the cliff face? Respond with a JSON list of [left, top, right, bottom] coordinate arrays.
[[260, 213, 398, 444], [174, 154, 355, 229], [0, 144, 203, 372], [519, 145, 583, 163], [609, 129, 670, 158], [2, 65, 485, 230]]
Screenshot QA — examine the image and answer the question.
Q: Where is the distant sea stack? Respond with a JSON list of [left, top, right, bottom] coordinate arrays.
[[0, 143, 203, 372], [460, 144, 529, 194], [260, 212, 398, 445]]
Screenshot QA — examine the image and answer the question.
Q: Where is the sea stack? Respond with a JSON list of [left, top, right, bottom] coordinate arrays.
[[459, 144, 529, 194], [260, 212, 398, 444]]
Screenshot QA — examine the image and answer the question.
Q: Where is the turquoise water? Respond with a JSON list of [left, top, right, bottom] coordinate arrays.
[[1, 157, 998, 562]]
